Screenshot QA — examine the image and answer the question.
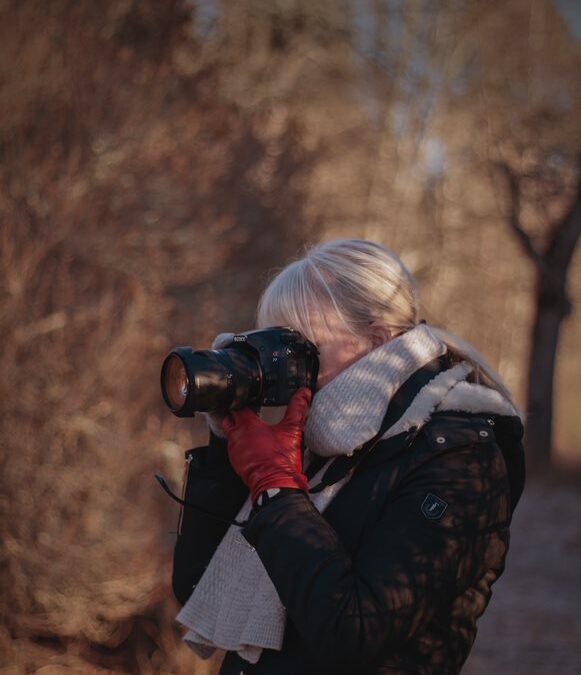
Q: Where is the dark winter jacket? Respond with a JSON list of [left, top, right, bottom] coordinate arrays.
[[172, 410, 525, 675]]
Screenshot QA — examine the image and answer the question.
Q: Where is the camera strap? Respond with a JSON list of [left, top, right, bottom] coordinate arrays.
[[155, 473, 250, 527], [308, 354, 450, 494]]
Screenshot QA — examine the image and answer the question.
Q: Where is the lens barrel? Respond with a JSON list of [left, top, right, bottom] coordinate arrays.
[[160, 346, 262, 416]]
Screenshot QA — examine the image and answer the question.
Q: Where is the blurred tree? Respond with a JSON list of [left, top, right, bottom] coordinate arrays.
[[405, 0, 581, 463], [497, 155, 580, 465]]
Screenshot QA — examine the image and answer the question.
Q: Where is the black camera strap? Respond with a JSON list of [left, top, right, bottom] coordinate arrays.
[[308, 354, 450, 494], [155, 474, 250, 527]]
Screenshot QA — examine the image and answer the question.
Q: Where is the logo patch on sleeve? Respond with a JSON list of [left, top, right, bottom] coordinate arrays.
[[421, 493, 448, 520]]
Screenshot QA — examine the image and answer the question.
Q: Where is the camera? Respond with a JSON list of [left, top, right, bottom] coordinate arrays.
[[160, 327, 319, 416]]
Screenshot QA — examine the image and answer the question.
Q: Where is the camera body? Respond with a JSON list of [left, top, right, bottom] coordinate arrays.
[[227, 328, 318, 406], [160, 327, 319, 417]]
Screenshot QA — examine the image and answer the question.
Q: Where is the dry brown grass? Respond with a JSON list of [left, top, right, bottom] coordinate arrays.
[[0, 2, 254, 672], [0, 1, 317, 671]]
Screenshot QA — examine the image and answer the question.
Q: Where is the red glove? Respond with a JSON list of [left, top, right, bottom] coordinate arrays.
[[222, 387, 312, 503]]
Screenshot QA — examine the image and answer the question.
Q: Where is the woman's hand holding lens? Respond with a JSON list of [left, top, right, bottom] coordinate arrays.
[[222, 387, 312, 504]]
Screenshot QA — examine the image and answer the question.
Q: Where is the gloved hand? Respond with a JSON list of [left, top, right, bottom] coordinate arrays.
[[203, 332, 236, 439], [222, 387, 312, 504]]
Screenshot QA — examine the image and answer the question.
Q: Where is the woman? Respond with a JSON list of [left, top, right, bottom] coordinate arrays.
[[171, 239, 526, 675]]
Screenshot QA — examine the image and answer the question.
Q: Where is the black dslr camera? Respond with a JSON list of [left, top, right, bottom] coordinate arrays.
[[160, 327, 319, 416]]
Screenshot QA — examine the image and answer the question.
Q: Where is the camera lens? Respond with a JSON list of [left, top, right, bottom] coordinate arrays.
[[162, 354, 189, 411], [161, 346, 262, 416]]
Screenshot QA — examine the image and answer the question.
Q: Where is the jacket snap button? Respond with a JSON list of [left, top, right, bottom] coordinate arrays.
[[479, 430, 489, 438], [487, 418, 495, 426], [436, 436, 446, 444]]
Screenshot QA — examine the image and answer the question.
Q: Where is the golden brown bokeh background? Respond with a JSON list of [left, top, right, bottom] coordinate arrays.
[[1, 1, 580, 673]]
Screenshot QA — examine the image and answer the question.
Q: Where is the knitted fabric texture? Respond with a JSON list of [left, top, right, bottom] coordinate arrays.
[[176, 324, 519, 663]]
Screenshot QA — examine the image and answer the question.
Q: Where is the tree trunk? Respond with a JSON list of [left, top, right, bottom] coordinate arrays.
[[524, 275, 568, 466], [498, 163, 580, 466]]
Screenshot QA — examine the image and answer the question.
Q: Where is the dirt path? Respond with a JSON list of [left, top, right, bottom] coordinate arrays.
[[463, 474, 581, 675]]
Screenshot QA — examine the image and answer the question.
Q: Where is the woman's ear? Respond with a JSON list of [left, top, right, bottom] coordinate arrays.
[[369, 325, 392, 348]]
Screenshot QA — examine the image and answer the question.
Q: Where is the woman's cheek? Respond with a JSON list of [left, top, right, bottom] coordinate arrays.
[[316, 341, 358, 389]]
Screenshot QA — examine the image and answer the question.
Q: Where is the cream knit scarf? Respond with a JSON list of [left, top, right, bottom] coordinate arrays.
[[176, 324, 518, 663]]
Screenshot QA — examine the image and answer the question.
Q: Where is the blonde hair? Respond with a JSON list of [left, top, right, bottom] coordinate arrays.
[[257, 238, 515, 403]]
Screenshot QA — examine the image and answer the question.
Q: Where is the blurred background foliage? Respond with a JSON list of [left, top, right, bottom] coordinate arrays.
[[0, 0, 579, 672]]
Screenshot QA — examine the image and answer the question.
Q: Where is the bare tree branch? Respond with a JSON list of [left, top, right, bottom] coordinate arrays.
[[496, 162, 546, 274], [546, 169, 581, 270]]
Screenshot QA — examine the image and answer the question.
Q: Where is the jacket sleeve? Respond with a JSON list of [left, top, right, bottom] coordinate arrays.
[[242, 437, 511, 670], [172, 432, 248, 606]]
